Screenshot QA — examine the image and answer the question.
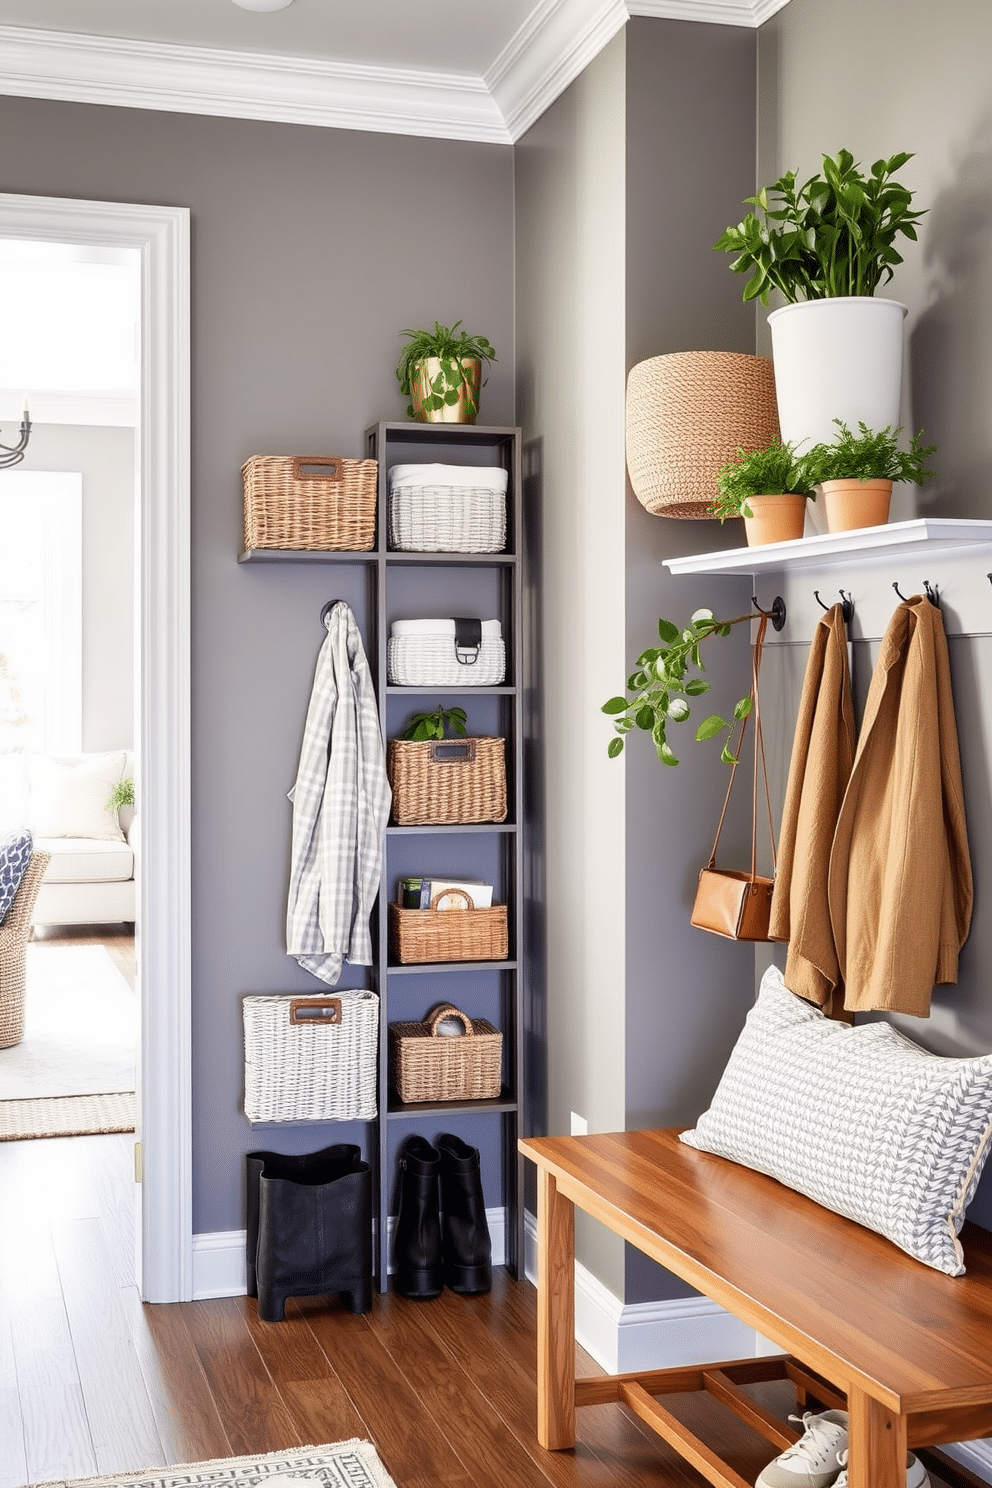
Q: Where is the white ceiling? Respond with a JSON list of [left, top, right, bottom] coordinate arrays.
[[0, 0, 789, 143]]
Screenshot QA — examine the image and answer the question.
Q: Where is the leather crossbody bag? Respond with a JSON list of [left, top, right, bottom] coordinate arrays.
[[691, 613, 782, 942]]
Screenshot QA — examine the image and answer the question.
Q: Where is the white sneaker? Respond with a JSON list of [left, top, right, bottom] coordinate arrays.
[[756, 1411, 850, 1488], [833, 1448, 930, 1488]]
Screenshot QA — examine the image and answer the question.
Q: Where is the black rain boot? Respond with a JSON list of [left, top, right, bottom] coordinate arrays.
[[246, 1143, 373, 1322], [393, 1135, 443, 1299], [437, 1132, 492, 1294]]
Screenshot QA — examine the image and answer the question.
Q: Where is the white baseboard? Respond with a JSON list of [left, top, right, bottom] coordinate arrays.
[[522, 1210, 992, 1479], [192, 1207, 506, 1300], [522, 1210, 759, 1373]]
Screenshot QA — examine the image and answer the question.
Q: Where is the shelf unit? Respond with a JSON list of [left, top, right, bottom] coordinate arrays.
[[663, 518, 992, 576], [242, 421, 525, 1292]]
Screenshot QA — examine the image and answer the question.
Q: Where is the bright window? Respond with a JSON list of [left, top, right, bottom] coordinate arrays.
[[0, 472, 82, 758]]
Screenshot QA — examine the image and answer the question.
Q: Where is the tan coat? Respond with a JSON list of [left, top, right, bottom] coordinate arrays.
[[827, 596, 973, 1017], [769, 603, 856, 1008]]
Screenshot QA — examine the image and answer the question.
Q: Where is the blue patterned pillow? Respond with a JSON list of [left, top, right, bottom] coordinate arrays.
[[0, 829, 33, 925]]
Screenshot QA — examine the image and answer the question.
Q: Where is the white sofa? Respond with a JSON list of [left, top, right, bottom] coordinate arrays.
[[1, 750, 137, 927]]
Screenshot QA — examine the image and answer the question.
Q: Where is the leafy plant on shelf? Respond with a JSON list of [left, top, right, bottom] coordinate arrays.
[[714, 149, 926, 303], [602, 609, 755, 767], [801, 419, 937, 486], [400, 704, 469, 742], [395, 320, 497, 419], [711, 438, 812, 521]]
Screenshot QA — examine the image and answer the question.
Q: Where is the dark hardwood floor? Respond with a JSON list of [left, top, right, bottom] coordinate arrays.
[[0, 932, 963, 1488]]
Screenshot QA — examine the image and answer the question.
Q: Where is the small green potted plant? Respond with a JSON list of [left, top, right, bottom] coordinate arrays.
[[712, 438, 812, 546], [396, 321, 497, 425], [801, 419, 936, 532], [714, 149, 926, 464]]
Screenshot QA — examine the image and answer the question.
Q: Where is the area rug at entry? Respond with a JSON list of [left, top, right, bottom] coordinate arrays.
[[0, 1090, 136, 1141], [32, 1441, 398, 1488], [0, 943, 136, 1098]]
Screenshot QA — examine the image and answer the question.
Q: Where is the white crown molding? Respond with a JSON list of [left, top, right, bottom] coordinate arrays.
[[0, 0, 791, 146], [486, 0, 627, 143], [0, 24, 511, 144]]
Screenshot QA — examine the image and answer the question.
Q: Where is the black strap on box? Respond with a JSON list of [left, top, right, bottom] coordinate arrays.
[[453, 617, 483, 665]]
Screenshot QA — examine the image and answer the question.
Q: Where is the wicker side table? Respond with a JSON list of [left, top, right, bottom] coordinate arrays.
[[0, 851, 50, 1049]]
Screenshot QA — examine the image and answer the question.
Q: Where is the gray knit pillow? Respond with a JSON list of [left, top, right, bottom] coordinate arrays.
[[681, 966, 992, 1276]]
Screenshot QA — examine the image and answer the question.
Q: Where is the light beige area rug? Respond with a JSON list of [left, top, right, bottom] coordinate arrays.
[[0, 944, 136, 1140], [33, 1442, 398, 1488]]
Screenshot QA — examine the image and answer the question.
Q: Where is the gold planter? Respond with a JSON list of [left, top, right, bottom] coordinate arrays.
[[742, 493, 808, 546], [409, 357, 482, 424]]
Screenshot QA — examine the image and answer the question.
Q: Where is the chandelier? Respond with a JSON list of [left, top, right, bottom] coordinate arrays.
[[0, 401, 31, 470]]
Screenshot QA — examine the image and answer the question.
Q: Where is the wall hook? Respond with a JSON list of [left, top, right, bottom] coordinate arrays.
[[814, 589, 854, 625], [923, 579, 940, 609], [892, 581, 909, 603], [752, 594, 787, 632], [320, 600, 338, 628]]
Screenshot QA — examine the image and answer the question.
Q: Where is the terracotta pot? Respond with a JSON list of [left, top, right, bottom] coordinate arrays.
[[820, 478, 893, 533], [742, 493, 808, 546]]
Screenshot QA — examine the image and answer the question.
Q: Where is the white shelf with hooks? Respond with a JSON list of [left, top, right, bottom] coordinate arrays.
[[663, 518, 992, 577]]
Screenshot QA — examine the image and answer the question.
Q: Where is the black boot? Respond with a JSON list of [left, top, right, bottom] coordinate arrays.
[[246, 1143, 372, 1323], [437, 1132, 492, 1294], [393, 1135, 442, 1299]]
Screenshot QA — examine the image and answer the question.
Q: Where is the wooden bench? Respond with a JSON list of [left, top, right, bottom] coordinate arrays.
[[519, 1128, 992, 1488]]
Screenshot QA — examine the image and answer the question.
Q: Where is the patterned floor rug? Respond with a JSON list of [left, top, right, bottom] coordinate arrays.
[[33, 1442, 398, 1488]]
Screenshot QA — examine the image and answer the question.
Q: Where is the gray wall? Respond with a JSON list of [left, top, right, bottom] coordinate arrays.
[[0, 94, 515, 1233], [516, 18, 757, 1302], [16, 422, 135, 752], [756, 0, 992, 1228]]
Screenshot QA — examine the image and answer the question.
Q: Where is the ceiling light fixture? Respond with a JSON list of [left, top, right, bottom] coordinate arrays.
[[231, 0, 296, 11]]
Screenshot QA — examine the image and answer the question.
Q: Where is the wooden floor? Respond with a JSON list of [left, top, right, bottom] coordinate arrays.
[[0, 932, 958, 1488]]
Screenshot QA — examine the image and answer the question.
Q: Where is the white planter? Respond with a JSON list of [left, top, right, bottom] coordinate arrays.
[[768, 297, 907, 452]]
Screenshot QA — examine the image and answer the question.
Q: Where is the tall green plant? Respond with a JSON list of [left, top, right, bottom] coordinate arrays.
[[714, 149, 926, 304], [602, 609, 754, 767]]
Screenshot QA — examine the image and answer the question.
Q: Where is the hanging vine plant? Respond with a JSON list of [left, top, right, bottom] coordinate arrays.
[[602, 607, 755, 766]]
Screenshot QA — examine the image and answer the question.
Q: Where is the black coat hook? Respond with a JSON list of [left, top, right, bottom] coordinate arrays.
[[752, 595, 787, 631], [923, 580, 940, 609], [320, 600, 338, 627], [814, 589, 854, 624], [892, 581, 909, 603]]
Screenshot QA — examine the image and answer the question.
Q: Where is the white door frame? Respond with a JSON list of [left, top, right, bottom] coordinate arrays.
[[0, 191, 192, 1301]]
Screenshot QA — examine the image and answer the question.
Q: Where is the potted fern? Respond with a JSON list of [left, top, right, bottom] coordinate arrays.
[[714, 149, 926, 457], [396, 321, 497, 424], [712, 439, 812, 546], [801, 420, 936, 532]]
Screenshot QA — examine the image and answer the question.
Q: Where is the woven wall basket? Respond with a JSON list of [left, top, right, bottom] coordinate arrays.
[[625, 351, 780, 519]]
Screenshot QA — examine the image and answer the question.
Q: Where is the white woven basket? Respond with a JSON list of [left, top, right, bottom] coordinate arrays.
[[388, 618, 505, 687], [243, 991, 378, 1122], [388, 463, 507, 553]]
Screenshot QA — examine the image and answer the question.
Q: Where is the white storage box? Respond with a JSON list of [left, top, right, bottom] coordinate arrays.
[[243, 991, 378, 1122], [387, 618, 505, 688], [388, 463, 508, 553]]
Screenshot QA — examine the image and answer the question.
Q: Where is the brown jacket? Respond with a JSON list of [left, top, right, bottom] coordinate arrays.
[[769, 603, 856, 1008], [827, 596, 973, 1017]]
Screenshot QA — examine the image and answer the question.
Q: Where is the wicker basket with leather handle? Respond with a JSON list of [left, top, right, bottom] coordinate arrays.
[[242, 454, 377, 550], [389, 1002, 502, 1103]]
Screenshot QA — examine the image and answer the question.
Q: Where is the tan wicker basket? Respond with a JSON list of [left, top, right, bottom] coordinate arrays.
[[625, 352, 780, 519], [0, 852, 50, 1049], [389, 1003, 502, 1103], [387, 736, 507, 826], [389, 891, 508, 965], [242, 454, 377, 551]]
